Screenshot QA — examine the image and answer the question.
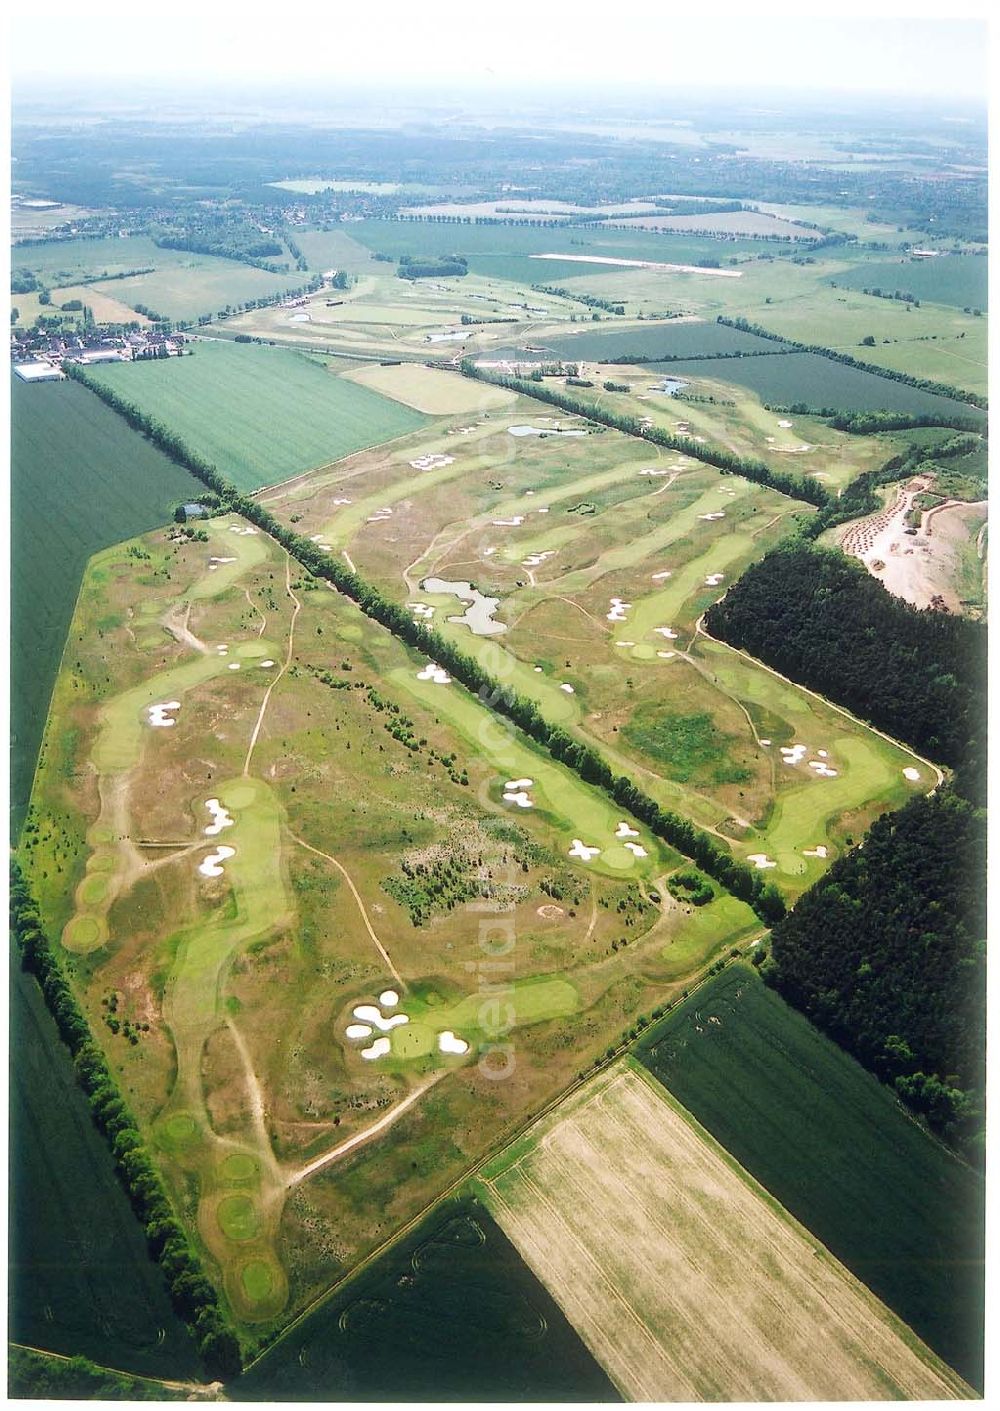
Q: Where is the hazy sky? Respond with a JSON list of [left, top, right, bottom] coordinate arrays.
[[10, 3, 991, 100]]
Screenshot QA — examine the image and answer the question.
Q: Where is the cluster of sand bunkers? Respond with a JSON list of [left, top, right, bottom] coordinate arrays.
[[309, 533, 334, 552], [344, 990, 469, 1061], [568, 820, 648, 864], [410, 453, 454, 471], [766, 742, 839, 778], [198, 798, 236, 877], [417, 661, 451, 685]]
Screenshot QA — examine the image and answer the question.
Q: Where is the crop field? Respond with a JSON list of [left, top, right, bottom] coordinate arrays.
[[24, 503, 758, 1334], [9, 949, 200, 1378], [342, 361, 517, 414], [234, 1195, 618, 1401], [86, 340, 428, 489], [834, 254, 988, 310], [268, 389, 929, 898], [487, 317, 784, 362], [10, 233, 308, 321], [647, 350, 987, 418], [479, 1064, 971, 1401], [635, 965, 985, 1390], [10, 375, 201, 837]]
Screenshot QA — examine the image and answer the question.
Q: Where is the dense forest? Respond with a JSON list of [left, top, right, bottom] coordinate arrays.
[[763, 790, 986, 1158], [704, 541, 986, 803]]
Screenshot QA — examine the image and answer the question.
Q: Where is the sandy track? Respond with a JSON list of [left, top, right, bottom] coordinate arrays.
[[483, 1067, 972, 1402], [286, 1075, 441, 1188], [242, 553, 300, 776], [288, 831, 405, 989]]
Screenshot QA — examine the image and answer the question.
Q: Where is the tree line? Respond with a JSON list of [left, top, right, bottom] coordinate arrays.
[[704, 541, 986, 804], [459, 361, 830, 507], [9, 861, 243, 1377], [63, 360, 788, 924], [763, 789, 985, 1159], [717, 316, 988, 411]]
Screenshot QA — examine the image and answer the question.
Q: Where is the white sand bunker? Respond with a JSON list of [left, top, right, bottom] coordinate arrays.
[[332, 497, 352, 506], [228, 663, 241, 671], [704, 573, 725, 587], [228, 526, 259, 536], [504, 790, 533, 808], [657, 650, 676, 659], [310, 534, 324, 542], [616, 639, 636, 647], [346, 1023, 373, 1040], [780, 744, 808, 766], [361, 1037, 391, 1060], [747, 853, 777, 870], [533, 665, 543, 672], [808, 761, 839, 778], [817, 750, 828, 758], [607, 597, 631, 622], [903, 767, 921, 782], [640, 467, 671, 477], [352, 1004, 409, 1032], [698, 512, 726, 521], [760, 738, 771, 746], [506, 778, 534, 790], [651, 569, 672, 581], [569, 839, 601, 861], [260, 659, 276, 668], [198, 845, 235, 878], [438, 1031, 469, 1055], [615, 821, 639, 838], [147, 701, 181, 728], [654, 627, 679, 640], [523, 551, 556, 568], [217, 645, 229, 655], [624, 842, 648, 858], [379, 989, 400, 1008], [204, 799, 234, 836], [560, 683, 575, 694], [778, 419, 793, 428], [803, 845, 829, 859], [367, 507, 393, 524], [408, 602, 436, 619], [492, 515, 525, 526], [417, 662, 451, 685], [537, 507, 550, 514], [410, 453, 454, 471], [210, 556, 237, 565]]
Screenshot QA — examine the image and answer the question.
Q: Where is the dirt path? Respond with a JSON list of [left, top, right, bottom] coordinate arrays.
[[224, 1016, 282, 1190], [244, 585, 268, 637], [285, 1074, 441, 1188], [162, 602, 211, 655], [242, 553, 301, 777], [288, 831, 405, 988], [8, 1344, 225, 1399]]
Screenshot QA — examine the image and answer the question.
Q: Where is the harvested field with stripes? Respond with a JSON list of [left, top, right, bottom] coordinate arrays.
[[479, 1065, 974, 1403]]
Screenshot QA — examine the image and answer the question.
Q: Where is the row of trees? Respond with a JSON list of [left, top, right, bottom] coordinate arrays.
[[717, 315, 988, 411], [9, 861, 242, 1377], [459, 362, 830, 507], [65, 361, 787, 924], [704, 541, 986, 804]]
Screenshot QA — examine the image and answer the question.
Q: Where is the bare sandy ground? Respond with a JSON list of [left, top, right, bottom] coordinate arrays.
[[839, 477, 987, 614], [483, 1066, 972, 1402]]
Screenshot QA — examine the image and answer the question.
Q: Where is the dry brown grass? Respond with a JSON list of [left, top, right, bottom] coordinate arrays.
[[482, 1064, 973, 1402]]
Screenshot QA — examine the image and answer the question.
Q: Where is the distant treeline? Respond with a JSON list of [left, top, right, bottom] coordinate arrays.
[[764, 789, 986, 1159], [9, 862, 242, 1376], [704, 541, 986, 804], [531, 282, 626, 315], [718, 316, 988, 411], [604, 348, 794, 365], [762, 405, 986, 435], [459, 361, 830, 507], [397, 254, 468, 279], [63, 362, 788, 924]]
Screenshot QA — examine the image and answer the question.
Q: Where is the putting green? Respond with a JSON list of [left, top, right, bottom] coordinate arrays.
[[78, 873, 109, 905], [62, 914, 105, 953], [240, 1260, 275, 1303], [218, 1195, 260, 1242], [159, 1112, 199, 1149], [220, 1152, 259, 1182], [381, 976, 581, 1061]]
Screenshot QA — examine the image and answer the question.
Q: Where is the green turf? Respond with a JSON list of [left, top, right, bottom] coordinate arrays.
[[10, 375, 201, 838], [86, 340, 429, 490], [492, 320, 781, 362], [218, 1195, 260, 1242], [240, 1260, 276, 1302], [232, 1194, 619, 1401], [635, 964, 984, 1390], [657, 895, 759, 978]]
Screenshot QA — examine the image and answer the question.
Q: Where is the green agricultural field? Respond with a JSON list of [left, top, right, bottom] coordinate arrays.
[[233, 1195, 618, 1401], [10, 375, 201, 837], [86, 340, 428, 489], [833, 254, 988, 311], [647, 351, 985, 418], [490, 319, 785, 362], [635, 965, 985, 1391], [8, 950, 201, 1378]]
